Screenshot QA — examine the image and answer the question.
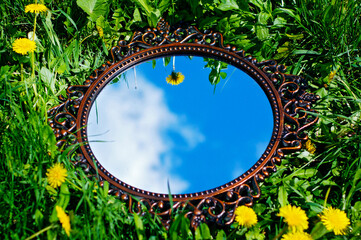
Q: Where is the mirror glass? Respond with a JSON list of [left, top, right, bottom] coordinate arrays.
[[87, 56, 273, 194]]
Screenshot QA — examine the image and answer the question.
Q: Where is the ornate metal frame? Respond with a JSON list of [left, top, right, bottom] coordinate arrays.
[[48, 19, 318, 229]]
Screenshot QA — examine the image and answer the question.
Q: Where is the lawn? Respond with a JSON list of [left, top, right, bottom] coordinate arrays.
[[0, 0, 360, 239]]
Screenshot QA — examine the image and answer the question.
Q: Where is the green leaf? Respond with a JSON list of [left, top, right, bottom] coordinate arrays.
[[164, 57, 171, 67], [34, 209, 44, 226], [352, 168, 361, 186], [218, 0, 239, 11], [133, 213, 145, 240], [59, 184, 70, 209], [102, 181, 109, 198], [256, 25, 269, 40], [311, 222, 329, 239], [40, 67, 55, 94], [195, 223, 212, 240], [76, 0, 109, 22], [133, 8, 142, 22], [253, 203, 266, 215], [133, 0, 153, 15], [258, 12, 270, 24], [286, 33, 304, 40], [220, 72, 227, 79], [293, 169, 318, 179], [274, 8, 301, 22], [216, 230, 226, 240], [278, 185, 289, 207], [293, 50, 321, 55]]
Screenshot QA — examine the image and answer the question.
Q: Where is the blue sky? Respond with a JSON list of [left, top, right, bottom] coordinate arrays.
[[87, 56, 273, 194]]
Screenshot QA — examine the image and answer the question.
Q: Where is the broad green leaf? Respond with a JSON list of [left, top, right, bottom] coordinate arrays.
[[258, 12, 270, 24], [195, 223, 212, 240], [274, 17, 287, 26], [76, 0, 109, 22], [245, 227, 265, 240], [253, 203, 266, 215], [164, 57, 171, 67], [158, 0, 171, 13], [220, 72, 227, 79], [218, 0, 239, 11], [59, 184, 70, 209], [40, 67, 55, 94], [311, 222, 329, 239], [133, 213, 145, 240], [133, 0, 153, 15], [274, 8, 301, 22], [133, 8, 142, 22], [256, 25, 269, 40], [293, 169, 318, 179], [278, 185, 289, 207], [216, 230, 226, 240], [34, 209, 44, 226]]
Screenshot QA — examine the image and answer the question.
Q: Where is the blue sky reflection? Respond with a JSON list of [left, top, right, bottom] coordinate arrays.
[[87, 56, 273, 194]]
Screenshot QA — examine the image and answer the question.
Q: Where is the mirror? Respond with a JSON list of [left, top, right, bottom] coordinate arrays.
[[48, 19, 318, 228], [87, 56, 273, 194]]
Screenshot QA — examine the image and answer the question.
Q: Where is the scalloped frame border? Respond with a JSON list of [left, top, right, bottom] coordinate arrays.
[[48, 19, 319, 229]]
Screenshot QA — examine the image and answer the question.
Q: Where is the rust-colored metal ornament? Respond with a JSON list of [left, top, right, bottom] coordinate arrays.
[[48, 19, 318, 229]]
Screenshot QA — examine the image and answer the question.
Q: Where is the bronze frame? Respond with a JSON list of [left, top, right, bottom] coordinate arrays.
[[48, 19, 318, 229]]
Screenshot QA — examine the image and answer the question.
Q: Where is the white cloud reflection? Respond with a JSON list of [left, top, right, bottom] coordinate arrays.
[[87, 75, 204, 194]]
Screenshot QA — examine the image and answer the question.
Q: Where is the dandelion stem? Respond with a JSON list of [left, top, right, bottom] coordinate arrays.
[[65, 178, 82, 191], [324, 186, 331, 208], [272, 226, 287, 240], [80, 34, 93, 44], [20, 63, 24, 82], [172, 56, 175, 71], [24, 224, 57, 240], [133, 66, 137, 89], [31, 14, 37, 78]]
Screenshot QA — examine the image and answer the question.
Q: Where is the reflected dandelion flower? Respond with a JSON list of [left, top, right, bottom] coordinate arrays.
[[46, 163, 67, 188], [56, 206, 71, 236], [319, 207, 350, 235], [278, 205, 308, 232], [12, 38, 36, 55], [25, 4, 48, 13], [166, 71, 184, 85], [281, 231, 313, 240], [235, 206, 258, 228]]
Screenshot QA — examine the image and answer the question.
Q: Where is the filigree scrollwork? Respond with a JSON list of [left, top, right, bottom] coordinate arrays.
[[48, 19, 318, 229]]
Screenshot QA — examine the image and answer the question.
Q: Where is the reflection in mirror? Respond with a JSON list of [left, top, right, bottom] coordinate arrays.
[[87, 56, 273, 194]]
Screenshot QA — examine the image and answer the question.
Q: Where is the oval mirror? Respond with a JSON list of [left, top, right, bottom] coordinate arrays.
[[48, 19, 318, 229], [87, 56, 273, 194]]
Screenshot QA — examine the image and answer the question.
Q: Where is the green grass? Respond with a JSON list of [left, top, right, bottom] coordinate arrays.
[[1, 0, 361, 239]]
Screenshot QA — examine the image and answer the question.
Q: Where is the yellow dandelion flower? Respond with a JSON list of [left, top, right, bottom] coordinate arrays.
[[46, 163, 67, 188], [328, 70, 337, 82], [166, 71, 184, 85], [281, 231, 313, 240], [305, 140, 316, 154], [12, 38, 36, 55], [56, 206, 71, 236], [25, 4, 48, 13], [278, 205, 309, 232], [96, 26, 104, 38], [319, 207, 350, 235], [235, 206, 258, 228]]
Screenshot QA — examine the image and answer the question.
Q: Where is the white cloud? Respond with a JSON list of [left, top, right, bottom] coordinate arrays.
[[87, 74, 204, 194]]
